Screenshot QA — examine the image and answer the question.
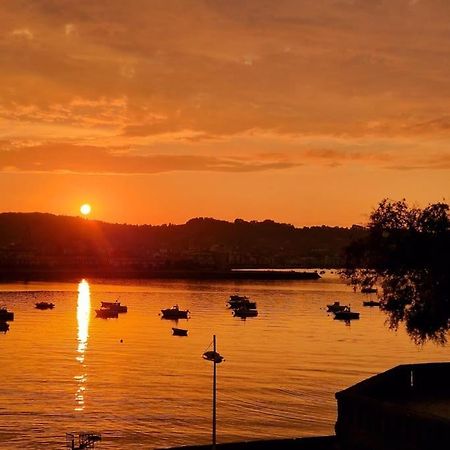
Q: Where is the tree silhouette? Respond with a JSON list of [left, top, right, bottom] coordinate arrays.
[[343, 199, 449, 344]]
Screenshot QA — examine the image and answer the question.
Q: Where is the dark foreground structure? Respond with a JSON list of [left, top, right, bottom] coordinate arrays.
[[335, 362, 450, 450], [163, 363, 449, 450]]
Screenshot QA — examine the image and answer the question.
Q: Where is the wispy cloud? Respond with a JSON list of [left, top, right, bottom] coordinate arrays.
[[0, 142, 300, 174], [1, 138, 449, 175], [11, 28, 34, 39], [386, 153, 450, 171]]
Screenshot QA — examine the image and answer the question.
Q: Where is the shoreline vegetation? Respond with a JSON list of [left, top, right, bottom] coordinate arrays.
[[343, 199, 449, 345]]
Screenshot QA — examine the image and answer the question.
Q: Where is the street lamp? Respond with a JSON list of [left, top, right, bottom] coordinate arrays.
[[202, 335, 224, 450]]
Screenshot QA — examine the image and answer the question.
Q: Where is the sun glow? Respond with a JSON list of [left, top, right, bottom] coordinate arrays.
[[75, 279, 91, 411], [80, 203, 91, 216], [77, 279, 90, 362]]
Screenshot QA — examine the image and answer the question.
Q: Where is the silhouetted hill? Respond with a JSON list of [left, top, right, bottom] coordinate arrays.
[[0, 213, 366, 280]]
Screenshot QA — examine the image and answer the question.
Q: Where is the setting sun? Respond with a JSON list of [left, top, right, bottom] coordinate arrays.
[[80, 204, 91, 216]]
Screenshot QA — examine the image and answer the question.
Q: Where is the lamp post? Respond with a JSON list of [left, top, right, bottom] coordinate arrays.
[[202, 335, 224, 450]]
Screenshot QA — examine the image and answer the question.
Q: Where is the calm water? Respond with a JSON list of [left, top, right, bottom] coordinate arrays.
[[0, 275, 448, 449]]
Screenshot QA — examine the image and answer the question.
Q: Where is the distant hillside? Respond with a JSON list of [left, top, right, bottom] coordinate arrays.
[[0, 213, 366, 280]]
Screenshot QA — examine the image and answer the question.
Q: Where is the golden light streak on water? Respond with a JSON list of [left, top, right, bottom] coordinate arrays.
[[75, 279, 90, 411]]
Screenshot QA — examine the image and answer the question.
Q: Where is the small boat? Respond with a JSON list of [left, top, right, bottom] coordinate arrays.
[[334, 307, 360, 321], [0, 322, 9, 333], [101, 301, 128, 313], [228, 299, 257, 310], [161, 305, 189, 319], [363, 300, 381, 307], [35, 302, 55, 310], [229, 295, 248, 302], [0, 307, 14, 322], [228, 295, 249, 305], [326, 301, 347, 313], [233, 307, 258, 318], [361, 287, 378, 294], [172, 327, 188, 336], [228, 295, 257, 310], [95, 308, 119, 319]]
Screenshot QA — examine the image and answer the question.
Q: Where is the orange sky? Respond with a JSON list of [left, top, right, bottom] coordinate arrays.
[[0, 0, 449, 226]]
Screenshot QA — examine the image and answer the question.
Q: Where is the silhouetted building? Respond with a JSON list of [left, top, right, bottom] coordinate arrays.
[[335, 362, 450, 450]]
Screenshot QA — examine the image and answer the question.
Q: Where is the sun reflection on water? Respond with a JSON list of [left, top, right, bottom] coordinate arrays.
[[75, 279, 90, 411]]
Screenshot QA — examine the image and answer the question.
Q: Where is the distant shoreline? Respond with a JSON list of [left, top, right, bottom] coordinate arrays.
[[0, 269, 321, 283]]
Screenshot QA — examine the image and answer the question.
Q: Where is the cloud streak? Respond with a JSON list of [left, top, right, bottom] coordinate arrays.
[[1, 140, 448, 175], [2, 0, 450, 142], [0, 142, 300, 174]]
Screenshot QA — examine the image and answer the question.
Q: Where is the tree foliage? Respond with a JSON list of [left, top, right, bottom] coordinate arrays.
[[343, 199, 450, 345]]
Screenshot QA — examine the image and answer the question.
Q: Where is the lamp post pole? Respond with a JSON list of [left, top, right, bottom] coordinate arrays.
[[212, 334, 217, 450], [203, 335, 223, 450]]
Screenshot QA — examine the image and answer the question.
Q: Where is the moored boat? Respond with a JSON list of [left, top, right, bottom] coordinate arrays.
[[361, 287, 378, 294], [229, 300, 257, 309], [229, 295, 248, 302], [0, 307, 14, 322], [35, 302, 55, 310], [101, 301, 128, 313], [233, 307, 258, 318], [228, 295, 257, 310], [172, 327, 188, 336], [161, 305, 189, 319], [334, 307, 360, 321], [363, 300, 381, 307], [95, 308, 119, 319], [327, 301, 347, 313]]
